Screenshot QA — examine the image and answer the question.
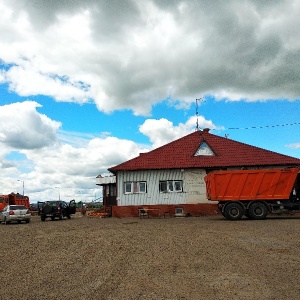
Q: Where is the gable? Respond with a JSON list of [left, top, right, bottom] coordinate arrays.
[[194, 142, 215, 156]]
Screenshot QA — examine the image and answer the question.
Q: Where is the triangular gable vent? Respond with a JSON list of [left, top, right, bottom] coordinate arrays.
[[194, 142, 215, 156]]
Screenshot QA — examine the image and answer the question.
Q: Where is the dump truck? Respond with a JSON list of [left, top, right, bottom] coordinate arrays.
[[205, 167, 300, 220], [0, 193, 30, 211]]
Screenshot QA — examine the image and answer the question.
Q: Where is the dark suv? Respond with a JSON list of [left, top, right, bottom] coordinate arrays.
[[38, 200, 76, 221]]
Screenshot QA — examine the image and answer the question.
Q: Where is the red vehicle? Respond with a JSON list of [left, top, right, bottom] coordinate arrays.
[[0, 193, 30, 211], [205, 167, 300, 220]]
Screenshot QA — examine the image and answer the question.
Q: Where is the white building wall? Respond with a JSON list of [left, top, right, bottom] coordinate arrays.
[[184, 169, 208, 203], [116, 169, 207, 206]]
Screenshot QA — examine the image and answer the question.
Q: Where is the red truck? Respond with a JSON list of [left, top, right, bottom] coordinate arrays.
[[0, 193, 30, 211], [205, 167, 300, 220]]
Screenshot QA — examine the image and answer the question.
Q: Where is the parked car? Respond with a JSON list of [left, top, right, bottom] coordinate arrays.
[[38, 200, 76, 221], [0, 205, 31, 225]]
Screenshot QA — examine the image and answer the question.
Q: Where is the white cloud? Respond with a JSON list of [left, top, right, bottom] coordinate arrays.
[[1, 0, 300, 116], [286, 143, 300, 150], [0, 101, 152, 202], [139, 116, 218, 148], [5, 66, 89, 103], [0, 101, 60, 150], [17, 135, 150, 202]]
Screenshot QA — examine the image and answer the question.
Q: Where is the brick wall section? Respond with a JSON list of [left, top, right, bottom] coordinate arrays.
[[111, 204, 218, 218]]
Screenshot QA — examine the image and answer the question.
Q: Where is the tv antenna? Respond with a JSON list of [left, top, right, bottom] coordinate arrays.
[[195, 98, 202, 131]]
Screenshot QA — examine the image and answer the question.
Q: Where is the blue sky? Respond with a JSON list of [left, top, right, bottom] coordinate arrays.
[[0, 0, 300, 203]]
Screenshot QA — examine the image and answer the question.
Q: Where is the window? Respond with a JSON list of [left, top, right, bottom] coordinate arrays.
[[194, 142, 215, 156], [139, 182, 146, 193], [159, 180, 183, 193], [124, 181, 147, 194], [175, 207, 184, 214], [11, 205, 27, 210], [125, 182, 132, 193]]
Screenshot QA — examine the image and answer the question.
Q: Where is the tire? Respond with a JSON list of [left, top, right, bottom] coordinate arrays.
[[17, 220, 21, 224], [4, 218, 10, 225], [59, 213, 63, 220], [223, 203, 244, 221], [43, 205, 52, 214], [248, 202, 268, 220], [41, 217, 46, 222], [51, 216, 55, 221], [26, 220, 30, 223], [67, 214, 71, 219]]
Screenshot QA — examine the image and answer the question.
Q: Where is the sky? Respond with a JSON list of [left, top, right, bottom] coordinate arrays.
[[0, 0, 300, 203]]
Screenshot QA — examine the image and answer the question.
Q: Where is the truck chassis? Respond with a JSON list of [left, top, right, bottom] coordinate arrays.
[[218, 199, 300, 220]]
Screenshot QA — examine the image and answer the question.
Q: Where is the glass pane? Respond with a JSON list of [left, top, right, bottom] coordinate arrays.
[[168, 181, 174, 192], [159, 181, 167, 192], [174, 181, 182, 191], [139, 182, 146, 193], [12, 205, 26, 210], [125, 182, 132, 193]]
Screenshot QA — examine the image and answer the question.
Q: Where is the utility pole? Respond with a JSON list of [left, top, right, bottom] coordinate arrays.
[[55, 186, 60, 200], [195, 98, 202, 131], [18, 180, 24, 196]]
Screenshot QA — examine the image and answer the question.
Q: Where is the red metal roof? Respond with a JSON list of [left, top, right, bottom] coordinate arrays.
[[108, 129, 300, 173]]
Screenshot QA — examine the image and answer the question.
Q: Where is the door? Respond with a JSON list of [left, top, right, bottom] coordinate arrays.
[[103, 184, 117, 206], [68, 200, 77, 214]]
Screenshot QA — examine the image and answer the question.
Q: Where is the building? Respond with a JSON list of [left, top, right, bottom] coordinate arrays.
[[96, 128, 300, 217]]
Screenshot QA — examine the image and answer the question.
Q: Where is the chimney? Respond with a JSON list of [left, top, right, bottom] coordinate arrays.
[[203, 128, 210, 133]]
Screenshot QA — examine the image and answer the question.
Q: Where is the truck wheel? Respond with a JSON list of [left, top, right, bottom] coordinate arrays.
[[248, 202, 267, 220], [41, 217, 46, 222], [59, 213, 63, 220], [223, 203, 244, 221]]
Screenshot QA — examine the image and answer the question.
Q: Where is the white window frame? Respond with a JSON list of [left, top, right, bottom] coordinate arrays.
[[159, 180, 183, 193], [124, 181, 147, 194]]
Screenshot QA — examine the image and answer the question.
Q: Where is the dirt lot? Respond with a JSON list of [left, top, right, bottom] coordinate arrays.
[[1, 213, 300, 300]]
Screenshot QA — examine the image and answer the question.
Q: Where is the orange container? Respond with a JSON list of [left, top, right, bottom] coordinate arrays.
[[205, 168, 300, 201], [0, 193, 30, 210]]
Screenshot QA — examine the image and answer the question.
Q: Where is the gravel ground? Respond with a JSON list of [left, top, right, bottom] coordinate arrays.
[[1, 213, 300, 300]]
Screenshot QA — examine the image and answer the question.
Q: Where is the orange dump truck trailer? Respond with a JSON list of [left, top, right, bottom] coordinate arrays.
[[0, 193, 30, 211], [205, 167, 300, 220]]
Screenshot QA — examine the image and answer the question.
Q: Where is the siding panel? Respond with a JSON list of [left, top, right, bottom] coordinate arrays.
[[117, 169, 188, 206]]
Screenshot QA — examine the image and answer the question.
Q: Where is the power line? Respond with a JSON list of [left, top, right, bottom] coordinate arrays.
[[228, 122, 300, 130]]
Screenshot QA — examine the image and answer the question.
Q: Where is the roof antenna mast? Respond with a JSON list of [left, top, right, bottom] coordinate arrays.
[[195, 98, 202, 131]]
